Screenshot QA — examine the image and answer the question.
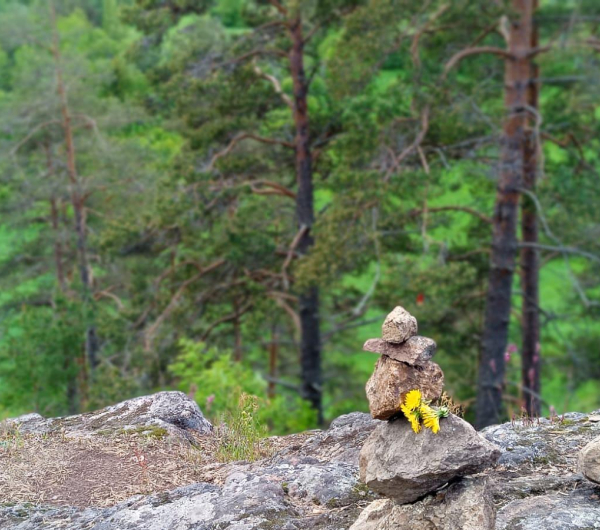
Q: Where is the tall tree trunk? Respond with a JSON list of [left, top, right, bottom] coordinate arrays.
[[520, 0, 541, 416], [44, 142, 66, 292], [268, 326, 278, 400], [288, 15, 323, 425], [233, 299, 242, 362], [476, 0, 534, 429], [45, 142, 78, 413], [50, 2, 99, 373]]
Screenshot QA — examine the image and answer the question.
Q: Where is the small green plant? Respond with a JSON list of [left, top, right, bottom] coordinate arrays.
[[216, 392, 270, 463]]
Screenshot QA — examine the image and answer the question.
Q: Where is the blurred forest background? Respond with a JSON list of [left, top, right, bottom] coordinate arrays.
[[0, 0, 599, 433]]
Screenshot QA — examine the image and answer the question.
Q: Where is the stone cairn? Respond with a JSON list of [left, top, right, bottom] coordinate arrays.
[[351, 306, 502, 530]]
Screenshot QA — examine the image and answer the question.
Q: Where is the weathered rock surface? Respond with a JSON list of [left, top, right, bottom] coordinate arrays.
[[359, 414, 501, 504], [350, 477, 495, 530], [365, 355, 444, 420], [483, 411, 600, 529], [495, 491, 600, 530], [578, 434, 600, 484], [3, 391, 213, 442], [278, 412, 381, 466], [0, 410, 379, 530], [4, 406, 600, 529], [381, 306, 418, 343], [363, 336, 436, 365]]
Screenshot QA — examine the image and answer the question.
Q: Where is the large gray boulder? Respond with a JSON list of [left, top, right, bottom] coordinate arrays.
[[359, 414, 500, 504], [350, 477, 495, 530], [3, 391, 212, 442]]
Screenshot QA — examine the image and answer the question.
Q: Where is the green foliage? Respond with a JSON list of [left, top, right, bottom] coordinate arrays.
[[1, 0, 599, 432], [169, 340, 317, 434], [0, 299, 84, 417], [215, 392, 269, 462]]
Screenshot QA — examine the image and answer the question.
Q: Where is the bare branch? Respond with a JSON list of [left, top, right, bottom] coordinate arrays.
[[253, 63, 293, 109], [207, 133, 294, 171], [281, 226, 309, 289], [94, 289, 124, 310], [223, 48, 288, 67], [144, 259, 225, 350], [525, 45, 552, 58], [410, 3, 450, 69], [10, 120, 61, 155], [384, 107, 430, 181], [443, 46, 514, 78], [268, 0, 288, 16], [200, 301, 253, 341], [249, 180, 296, 199], [268, 292, 301, 335], [408, 205, 492, 224]]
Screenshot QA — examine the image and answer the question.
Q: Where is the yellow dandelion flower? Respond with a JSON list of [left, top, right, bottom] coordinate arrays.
[[420, 404, 440, 434], [403, 389, 422, 411], [405, 409, 421, 433], [400, 390, 423, 433]]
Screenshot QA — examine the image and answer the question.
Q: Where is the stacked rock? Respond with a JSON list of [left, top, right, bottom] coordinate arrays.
[[352, 306, 502, 530], [363, 306, 443, 420]]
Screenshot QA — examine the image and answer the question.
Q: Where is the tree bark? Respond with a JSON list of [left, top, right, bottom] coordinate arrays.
[[50, 2, 99, 373], [288, 15, 323, 425], [268, 327, 278, 400], [476, 0, 534, 429], [44, 143, 66, 292], [233, 298, 242, 362], [520, 0, 541, 417]]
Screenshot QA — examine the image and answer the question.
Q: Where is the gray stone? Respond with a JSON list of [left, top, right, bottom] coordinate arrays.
[[1, 391, 213, 442], [4, 409, 600, 529], [363, 336, 436, 365], [381, 306, 418, 343], [359, 414, 500, 504], [496, 490, 600, 530], [280, 412, 381, 466], [578, 435, 600, 484], [350, 477, 495, 530], [365, 356, 443, 420]]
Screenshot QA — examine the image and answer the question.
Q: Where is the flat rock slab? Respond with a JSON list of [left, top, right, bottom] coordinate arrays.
[[0, 460, 366, 530], [496, 490, 600, 530], [359, 414, 500, 504], [365, 356, 443, 420], [350, 477, 495, 530], [3, 391, 212, 442], [381, 306, 418, 343], [363, 336, 436, 365]]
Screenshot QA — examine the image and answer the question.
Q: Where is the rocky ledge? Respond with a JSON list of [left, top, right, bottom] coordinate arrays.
[[1, 393, 600, 529]]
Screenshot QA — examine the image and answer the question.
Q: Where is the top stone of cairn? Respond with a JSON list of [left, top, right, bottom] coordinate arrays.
[[381, 306, 418, 344]]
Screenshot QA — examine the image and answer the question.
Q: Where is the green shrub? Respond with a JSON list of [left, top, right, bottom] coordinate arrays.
[[169, 339, 317, 435]]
